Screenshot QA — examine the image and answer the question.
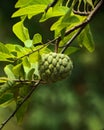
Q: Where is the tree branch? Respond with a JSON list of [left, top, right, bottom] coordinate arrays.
[[60, 0, 103, 53], [0, 80, 40, 130]]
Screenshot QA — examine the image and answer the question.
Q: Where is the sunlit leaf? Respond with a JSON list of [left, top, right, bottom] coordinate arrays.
[[13, 63, 25, 78], [0, 53, 14, 62], [0, 43, 15, 61], [0, 42, 10, 54], [4, 64, 15, 79], [22, 57, 31, 68], [12, 5, 47, 18], [40, 6, 68, 22], [0, 77, 7, 83], [33, 33, 42, 45], [22, 57, 31, 78], [24, 40, 33, 48], [13, 20, 30, 42], [15, 0, 52, 8], [27, 68, 35, 80], [50, 9, 79, 37]]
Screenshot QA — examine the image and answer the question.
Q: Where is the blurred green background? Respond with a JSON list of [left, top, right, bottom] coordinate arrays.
[[0, 1, 104, 130]]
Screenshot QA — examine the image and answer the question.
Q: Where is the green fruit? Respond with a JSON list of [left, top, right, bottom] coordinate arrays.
[[38, 52, 73, 83]]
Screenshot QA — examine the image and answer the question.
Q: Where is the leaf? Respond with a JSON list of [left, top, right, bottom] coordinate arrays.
[[4, 64, 16, 79], [27, 68, 35, 80], [0, 93, 14, 107], [12, 5, 47, 18], [16, 84, 30, 123], [50, 17, 62, 31], [13, 63, 25, 78], [40, 6, 68, 22], [15, 44, 30, 57], [22, 57, 31, 68], [64, 47, 80, 55], [0, 43, 15, 62], [0, 42, 10, 54], [13, 20, 30, 42], [78, 25, 95, 52], [50, 9, 79, 37], [24, 40, 33, 48], [33, 33, 42, 45], [0, 53, 14, 62], [0, 77, 7, 83], [22, 57, 31, 78], [16, 99, 29, 123], [58, 29, 77, 48], [86, 0, 94, 8], [15, 0, 52, 8], [29, 51, 39, 63], [0, 81, 14, 97], [61, 7, 72, 23], [5, 44, 16, 52]]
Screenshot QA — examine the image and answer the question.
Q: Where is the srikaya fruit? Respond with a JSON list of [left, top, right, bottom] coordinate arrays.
[[38, 52, 73, 83]]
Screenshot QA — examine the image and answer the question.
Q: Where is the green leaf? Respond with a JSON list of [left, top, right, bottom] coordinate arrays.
[[0, 77, 7, 83], [50, 9, 79, 37], [15, 44, 30, 58], [5, 44, 16, 52], [22, 57, 31, 68], [22, 57, 31, 78], [0, 42, 10, 54], [29, 51, 39, 63], [16, 99, 29, 123], [16, 84, 30, 123], [0, 81, 14, 97], [13, 63, 25, 78], [24, 40, 33, 48], [4, 64, 15, 79], [27, 68, 35, 80], [0, 93, 14, 107], [40, 6, 68, 22], [33, 33, 42, 45], [78, 25, 95, 52], [12, 5, 47, 18], [13, 20, 30, 42], [50, 17, 62, 31], [64, 47, 80, 55], [15, 0, 52, 8], [0, 53, 14, 62], [59, 29, 77, 48], [0, 43, 15, 62], [86, 0, 94, 8]]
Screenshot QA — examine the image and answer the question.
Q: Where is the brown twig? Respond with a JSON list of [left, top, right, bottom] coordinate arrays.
[[45, 0, 58, 12], [0, 80, 40, 130], [60, 0, 103, 53], [73, 10, 90, 16]]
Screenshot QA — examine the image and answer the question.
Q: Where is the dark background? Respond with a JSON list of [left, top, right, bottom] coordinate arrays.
[[0, 1, 104, 130]]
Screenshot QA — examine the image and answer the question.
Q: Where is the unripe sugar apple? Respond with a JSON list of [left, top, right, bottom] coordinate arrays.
[[38, 52, 73, 83]]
